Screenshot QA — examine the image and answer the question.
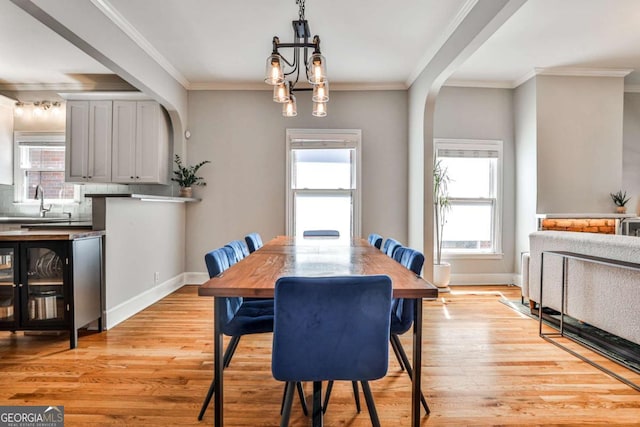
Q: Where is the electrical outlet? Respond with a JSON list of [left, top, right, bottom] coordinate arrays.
[[154, 272, 160, 283]]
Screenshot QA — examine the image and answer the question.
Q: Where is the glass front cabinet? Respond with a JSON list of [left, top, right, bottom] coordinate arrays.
[[0, 237, 102, 349]]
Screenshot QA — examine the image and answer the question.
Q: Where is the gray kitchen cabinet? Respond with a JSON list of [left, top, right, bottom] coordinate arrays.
[[65, 100, 113, 183], [112, 101, 169, 184]]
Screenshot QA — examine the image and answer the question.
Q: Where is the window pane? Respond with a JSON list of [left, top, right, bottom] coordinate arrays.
[[293, 149, 353, 189], [20, 146, 65, 170], [25, 172, 74, 200], [294, 193, 351, 238], [442, 202, 493, 251], [439, 157, 494, 198]]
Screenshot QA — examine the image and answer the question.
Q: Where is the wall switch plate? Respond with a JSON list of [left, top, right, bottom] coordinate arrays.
[[154, 272, 160, 283]]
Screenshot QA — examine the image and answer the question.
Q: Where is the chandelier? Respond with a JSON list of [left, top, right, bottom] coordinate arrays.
[[264, 0, 329, 117]]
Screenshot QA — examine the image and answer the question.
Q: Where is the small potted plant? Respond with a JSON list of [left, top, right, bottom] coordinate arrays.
[[171, 154, 211, 197], [610, 190, 630, 214], [433, 159, 451, 289]]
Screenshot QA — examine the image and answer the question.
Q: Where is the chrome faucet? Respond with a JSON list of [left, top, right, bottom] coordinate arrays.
[[34, 185, 52, 217]]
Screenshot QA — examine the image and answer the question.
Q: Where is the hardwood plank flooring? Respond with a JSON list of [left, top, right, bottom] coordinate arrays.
[[1, 285, 639, 426]]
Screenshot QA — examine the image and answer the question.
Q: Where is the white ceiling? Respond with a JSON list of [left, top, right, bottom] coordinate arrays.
[[2, 0, 640, 93]]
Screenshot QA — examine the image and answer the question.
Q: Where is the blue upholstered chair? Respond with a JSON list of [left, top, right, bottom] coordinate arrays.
[[326, 247, 431, 416], [198, 247, 275, 420], [382, 237, 401, 257], [245, 232, 263, 253], [368, 233, 383, 249], [390, 247, 430, 414], [225, 239, 250, 263], [302, 229, 340, 237], [273, 275, 392, 427]]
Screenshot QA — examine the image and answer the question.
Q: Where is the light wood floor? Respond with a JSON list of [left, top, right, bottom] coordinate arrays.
[[1, 285, 639, 426]]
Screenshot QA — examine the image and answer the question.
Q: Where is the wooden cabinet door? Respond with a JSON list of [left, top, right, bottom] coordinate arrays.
[[65, 101, 89, 182], [87, 101, 112, 182], [111, 101, 137, 183]]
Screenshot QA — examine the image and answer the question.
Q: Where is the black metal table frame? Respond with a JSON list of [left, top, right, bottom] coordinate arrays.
[[539, 250, 640, 392]]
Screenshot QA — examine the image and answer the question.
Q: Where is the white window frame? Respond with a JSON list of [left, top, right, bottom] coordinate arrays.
[[286, 129, 362, 238], [434, 138, 503, 260], [13, 131, 78, 204]]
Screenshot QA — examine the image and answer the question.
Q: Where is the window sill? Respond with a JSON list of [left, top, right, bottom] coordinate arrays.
[[442, 252, 504, 260]]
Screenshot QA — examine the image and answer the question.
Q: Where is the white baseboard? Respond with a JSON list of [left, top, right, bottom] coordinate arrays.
[[104, 273, 186, 329], [450, 273, 519, 286], [184, 272, 209, 285]]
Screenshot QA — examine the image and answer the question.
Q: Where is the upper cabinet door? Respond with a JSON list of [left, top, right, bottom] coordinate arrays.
[[136, 101, 168, 184], [87, 101, 112, 182], [111, 101, 137, 183], [65, 101, 89, 182], [65, 101, 112, 183]]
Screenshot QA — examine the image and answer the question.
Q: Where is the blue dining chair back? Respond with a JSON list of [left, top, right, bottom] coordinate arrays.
[[302, 229, 340, 237], [273, 275, 392, 426], [245, 232, 263, 253], [368, 233, 383, 249], [383, 238, 401, 257], [204, 248, 231, 277], [225, 240, 249, 263]]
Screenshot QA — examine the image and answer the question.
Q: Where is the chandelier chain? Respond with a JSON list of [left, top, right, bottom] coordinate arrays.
[[296, 0, 306, 21]]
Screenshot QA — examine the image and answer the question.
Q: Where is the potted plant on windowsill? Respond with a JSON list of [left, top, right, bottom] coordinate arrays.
[[171, 154, 211, 198], [433, 159, 451, 289], [610, 190, 630, 214]]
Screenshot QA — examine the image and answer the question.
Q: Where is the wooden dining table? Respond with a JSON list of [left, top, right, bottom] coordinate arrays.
[[198, 235, 439, 426]]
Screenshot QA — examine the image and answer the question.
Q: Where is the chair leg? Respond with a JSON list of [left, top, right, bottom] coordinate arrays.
[[198, 335, 242, 420], [360, 381, 381, 427], [280, 381, 295, 427], [312, 381, 323, 427], [391, 334, 431, 415], [322, 380, 334, 414], [223, 335, 241, 368], [390, 336, 406, 371], [351, 381, 361, 413], [197, 377, 216, 421], [296, 382, 309, 416]]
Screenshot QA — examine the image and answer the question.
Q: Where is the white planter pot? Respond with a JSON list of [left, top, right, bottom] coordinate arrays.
[[433, 262, 451, 288]]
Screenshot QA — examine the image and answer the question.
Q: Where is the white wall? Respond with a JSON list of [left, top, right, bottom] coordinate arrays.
[[536, 75, 624, 213], [103, 198, 186, 328], [433, 86, 516, 280], [0, 96, 13, 185], [623, 92, 640, 215], [513, 78, 537, 275], [184, 90, 409, 273]]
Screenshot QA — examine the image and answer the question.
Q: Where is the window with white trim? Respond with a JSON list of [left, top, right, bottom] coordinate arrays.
[[286, 129, 361, 238], [435, 139, 503, 257], [13, 132, 76, 203]]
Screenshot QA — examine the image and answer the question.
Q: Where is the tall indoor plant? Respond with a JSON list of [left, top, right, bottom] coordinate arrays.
[[171, 154, 211, 197], [433, 159, 451, 288]]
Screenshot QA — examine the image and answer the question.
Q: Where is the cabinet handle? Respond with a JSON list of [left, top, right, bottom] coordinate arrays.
[[18, 283, 23, 288], [82, 176, 87, 179], [136, 176, 140, 179], [130, 176, 134, 179], [12, 283, 16, 288], [88, 176, 92, 179]]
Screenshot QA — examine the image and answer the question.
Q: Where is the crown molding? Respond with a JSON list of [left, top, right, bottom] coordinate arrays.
[[90, 0, 191, 89], [534, 67, 633, 78], [188, 82, 407, 91], [624, 84, 640, 93]]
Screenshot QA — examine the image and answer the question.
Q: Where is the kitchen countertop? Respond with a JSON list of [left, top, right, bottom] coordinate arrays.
[[21, 221, 94, 230], [0, 216, 91, 224], [85, 193, 200, 202], [536, 213, 637, 219], [0, 229, 105, 241]]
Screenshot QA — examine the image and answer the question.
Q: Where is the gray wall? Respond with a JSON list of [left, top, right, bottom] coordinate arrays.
[[623, 92, 640, 215], [433, 86, 516, 277], [185, 90, 409, 272], [536, 75, 624, 213]]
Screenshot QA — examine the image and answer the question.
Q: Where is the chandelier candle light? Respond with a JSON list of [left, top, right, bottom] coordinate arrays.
[[264, 0, 329, 117]]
